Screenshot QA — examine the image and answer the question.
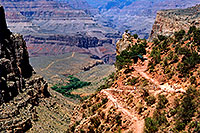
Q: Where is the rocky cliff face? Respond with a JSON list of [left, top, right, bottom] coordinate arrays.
[[0, 5, 48, 132], [149, 4, 200, 41], [116, 32, 139, 55]]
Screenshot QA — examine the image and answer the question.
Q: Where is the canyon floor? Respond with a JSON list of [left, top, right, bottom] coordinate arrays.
[[28, 53, 115, 132]]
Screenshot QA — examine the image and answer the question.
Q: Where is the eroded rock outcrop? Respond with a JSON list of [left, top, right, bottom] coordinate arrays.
[[149, 4, 200, 41], [116, 32, 138, 55], [0, 5, 48, 132]]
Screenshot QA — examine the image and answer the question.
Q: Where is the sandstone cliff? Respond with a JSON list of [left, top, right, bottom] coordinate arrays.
[[149, 4, 200, 41], [0, 5, 48, 132]]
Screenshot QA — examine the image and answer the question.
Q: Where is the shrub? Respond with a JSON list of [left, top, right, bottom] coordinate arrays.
[[51, 76, 91, 99], [153, 111, 168, 126], [148, 61, 155, 72], [156, 95, 168, 109], [153, 38, 159, 46], [142, 88, 149, 98], [188, 26, 197, 35], [193, 29, 200, 45], [174, 29, 185, 42], [159, 40, 168, 51], [145, 117, 158, 133], [127, 77, 139, 85], [142, 79, 148, 86], [177, 47, 190, 56], [80, 129, 85, 133], [102, 98, 108, 104], [190, 76, 196, 85], [115, 41, 146, 70], [175, 121, 186, 131], [145, 96, 156, 106], [133, 34, 138, 39], [172, 54, 179, 63], [175, 87, 198, 131], [163, 57, 168, 67], [90, 117, 101, 128], [150, 48, 161, 64], [115, 113, 122, 126], [164, 67, 171, 74], [177, 51, 200, 75], [168, 51, 174, 60], [158, 35, 167, 41]]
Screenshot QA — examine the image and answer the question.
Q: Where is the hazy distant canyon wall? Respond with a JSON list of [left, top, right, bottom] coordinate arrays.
[[91, 0, 200, 38], [25, 34, 116, 63], [0, 0, 119, 64]]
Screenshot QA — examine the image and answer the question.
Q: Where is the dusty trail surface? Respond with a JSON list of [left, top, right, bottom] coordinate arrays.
[[134, 60, 185, 93], [41, 52, 75, 71], [101, 90, 144, 133]]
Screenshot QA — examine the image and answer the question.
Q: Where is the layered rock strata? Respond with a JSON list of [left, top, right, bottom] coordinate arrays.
[[0, 0, 119, 64], [0, 5, 48, 132], [149, 4, 200, 41]]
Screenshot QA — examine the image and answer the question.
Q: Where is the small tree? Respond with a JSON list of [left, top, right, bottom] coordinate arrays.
[[174, 29, 185, 42], [158, 35, 166, 41], [133, 34, 138, 39]]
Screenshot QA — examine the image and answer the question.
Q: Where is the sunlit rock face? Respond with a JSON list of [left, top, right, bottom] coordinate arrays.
[[149, 4, 200, 41]]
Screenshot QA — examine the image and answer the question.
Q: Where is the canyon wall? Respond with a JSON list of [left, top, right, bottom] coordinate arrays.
[[0, 5, 48, 132], [149, 4, 200, 41], [0, 0, 119, 64]]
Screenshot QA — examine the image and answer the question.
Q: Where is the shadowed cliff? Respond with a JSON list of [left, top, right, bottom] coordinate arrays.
[[0, 5, 49, 132]]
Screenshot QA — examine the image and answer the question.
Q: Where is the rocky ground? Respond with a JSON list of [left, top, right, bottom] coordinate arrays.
[[27, 88, 77, 133], [69, 28, 200, 132], [0, 5, 48, 132]]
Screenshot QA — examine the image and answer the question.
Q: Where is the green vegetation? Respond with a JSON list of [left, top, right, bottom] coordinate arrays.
[[127, 77, 139, 85], [145, 96, 156, 106], [156, 94, 168, 109], [133, 34, 138, 39], [145, 87, 200, 132], [149, 27, 200, 78], [174, 29, 185, 42], [158, 35, 167, 42], [90, 117, 101, 128], [145, 117, 158, 133], [115, 113, 122, 126], [174, 87, 199, 131], [97, 72, 116, 92], [51, 75, 91, 99], [115, 41, 147, 70], [145, 111, 168, 133]]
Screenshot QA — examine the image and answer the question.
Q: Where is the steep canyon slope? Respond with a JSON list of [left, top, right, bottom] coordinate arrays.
[[0, 5, 49, 132], [150, 4, 200, 40], [69, 5, 200, 131]]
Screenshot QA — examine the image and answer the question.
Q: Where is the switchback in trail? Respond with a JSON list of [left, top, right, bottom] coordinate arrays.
[[101, 89, 144, 133]]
